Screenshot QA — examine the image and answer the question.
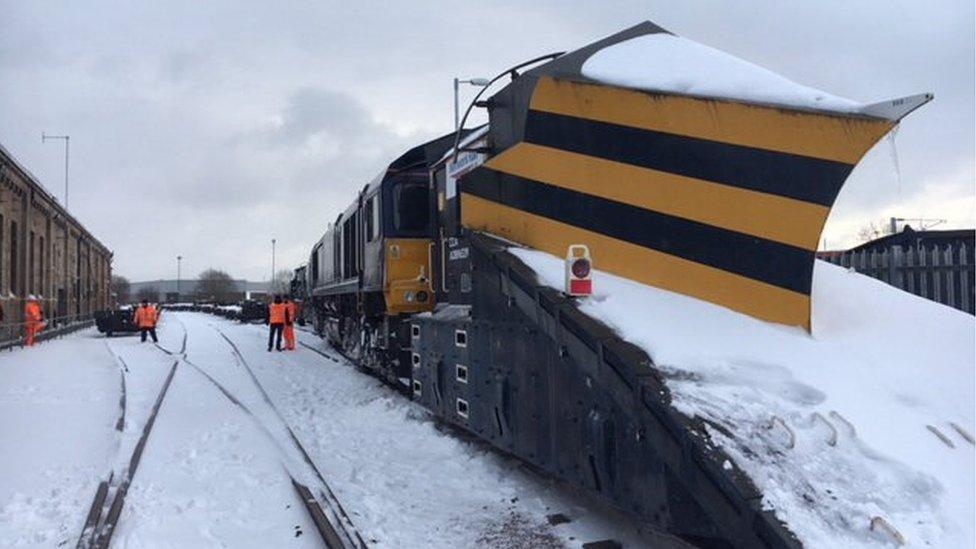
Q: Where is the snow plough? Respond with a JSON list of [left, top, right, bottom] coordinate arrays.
[[301, 21, 932, 548]]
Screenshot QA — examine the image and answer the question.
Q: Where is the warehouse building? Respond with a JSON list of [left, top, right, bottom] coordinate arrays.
[[127, 279, 270, 304], [0, 142, 113, 341]]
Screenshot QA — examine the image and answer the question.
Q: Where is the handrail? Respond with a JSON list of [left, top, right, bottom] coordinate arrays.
[[0, 312, 94, 330], [0, 315, 94, 350], [451, 51, 565, 160]]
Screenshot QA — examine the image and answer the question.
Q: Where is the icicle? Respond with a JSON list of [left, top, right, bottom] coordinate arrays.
[[885, 127, 903, 198]]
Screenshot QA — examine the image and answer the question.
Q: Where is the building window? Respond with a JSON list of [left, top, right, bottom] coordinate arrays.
[[0, 214, 4, 294], [10, 222, 17, 295], [29, 231, 34, 294], [39, 236, 45, 297]]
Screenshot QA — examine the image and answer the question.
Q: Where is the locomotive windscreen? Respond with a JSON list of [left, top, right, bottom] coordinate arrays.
[[393, 179, 430, 234]]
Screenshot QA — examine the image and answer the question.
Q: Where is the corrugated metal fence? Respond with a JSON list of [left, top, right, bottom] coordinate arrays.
[[821, 244, 974, 315]]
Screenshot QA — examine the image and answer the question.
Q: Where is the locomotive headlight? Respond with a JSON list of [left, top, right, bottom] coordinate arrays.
[[416, 290, 429, 302], [405, 291, 415, 302]]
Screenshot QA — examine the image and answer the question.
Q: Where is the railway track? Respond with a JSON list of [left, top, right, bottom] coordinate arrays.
[[76, 358, 178, 549], [77, 316, 364, 549], [215, 327, 366, 549]]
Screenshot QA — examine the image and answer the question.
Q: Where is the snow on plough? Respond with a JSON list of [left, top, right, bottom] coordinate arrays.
[[299, 21, 931, 548]]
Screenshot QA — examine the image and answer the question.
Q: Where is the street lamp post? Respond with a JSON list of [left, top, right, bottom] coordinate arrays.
[[177, 255, 183, 301], [271, 238, 277, 294], [453, 77, 490, 132], [41, 132, 70, 208]]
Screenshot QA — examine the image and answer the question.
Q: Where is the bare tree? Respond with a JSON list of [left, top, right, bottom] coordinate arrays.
[[857, 219, 895, 244], [196, 269, 238, 304], [271, 269, 293, 296], [135, 285, 159, 303], [111, 275, 131, 304]]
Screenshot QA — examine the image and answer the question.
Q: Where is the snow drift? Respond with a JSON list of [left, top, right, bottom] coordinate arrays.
[[511, 248, 974, 548]]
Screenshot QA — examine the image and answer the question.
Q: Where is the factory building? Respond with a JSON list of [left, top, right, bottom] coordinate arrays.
[[0, 142, 112, 341]]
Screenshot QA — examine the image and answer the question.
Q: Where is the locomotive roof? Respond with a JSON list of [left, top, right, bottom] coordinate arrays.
[[359, 129, 473, 195], [332, 129, 469, 225]]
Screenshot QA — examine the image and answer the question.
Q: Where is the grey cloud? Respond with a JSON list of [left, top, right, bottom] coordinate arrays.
[[277, 88, 375, 144], [0, 0, 971, 281]]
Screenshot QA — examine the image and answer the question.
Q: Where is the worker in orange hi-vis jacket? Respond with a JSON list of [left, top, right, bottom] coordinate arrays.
[[24, 295, 45, 347], [133, 300, 159, 343], [283, 297, 297, 351], [267, 295, 288, 352]]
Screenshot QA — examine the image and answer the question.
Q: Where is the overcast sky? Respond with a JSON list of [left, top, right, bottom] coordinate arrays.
[[1, 0, 973, 282]]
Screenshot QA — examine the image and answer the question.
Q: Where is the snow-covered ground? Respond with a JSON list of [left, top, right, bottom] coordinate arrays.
[[511, 248, 975, 548], [9, 262, 967, 549], [0, 335, 119, 546], [0, 312, 686, 548]]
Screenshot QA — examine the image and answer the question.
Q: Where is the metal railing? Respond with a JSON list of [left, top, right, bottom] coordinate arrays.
[[0, 313, 95, 351]]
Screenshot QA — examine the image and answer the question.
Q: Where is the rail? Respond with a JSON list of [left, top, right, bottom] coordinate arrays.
[[78, 316, 363, 548], [77, 359, 179, 549], [215, 327, 366, 548]]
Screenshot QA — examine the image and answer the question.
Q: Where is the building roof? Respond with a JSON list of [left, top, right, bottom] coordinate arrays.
[[850, 226, 975, 252], [0, 141, 113, 257], [129, 279, 270, 294]]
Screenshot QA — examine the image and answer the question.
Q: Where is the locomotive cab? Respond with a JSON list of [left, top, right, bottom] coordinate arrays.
[[382, 171, 434, 315], [307, 132, 461, 383]]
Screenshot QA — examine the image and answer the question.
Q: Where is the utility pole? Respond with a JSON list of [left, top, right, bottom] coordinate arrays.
[[177, 255, 183, 300], [41, 133, 70, 208], [271, 238, 277, 293]]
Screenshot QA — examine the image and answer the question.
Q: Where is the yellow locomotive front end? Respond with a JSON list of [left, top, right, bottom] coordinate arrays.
[[384, 238, 433, 315]]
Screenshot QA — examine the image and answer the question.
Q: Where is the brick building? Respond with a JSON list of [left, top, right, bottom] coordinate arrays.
[[0, 142, 112, 338]]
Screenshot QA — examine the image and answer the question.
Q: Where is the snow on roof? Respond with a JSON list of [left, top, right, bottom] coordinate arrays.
[[511, 247, 974, 548], [581, 33, 863, 114]]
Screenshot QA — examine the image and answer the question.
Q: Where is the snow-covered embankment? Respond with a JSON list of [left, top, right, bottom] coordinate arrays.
[[511, 248, 974, 548]]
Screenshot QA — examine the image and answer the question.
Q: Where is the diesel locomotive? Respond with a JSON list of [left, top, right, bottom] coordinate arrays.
[[299, 21, 929, 548], [304, 132, 469, 383]]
